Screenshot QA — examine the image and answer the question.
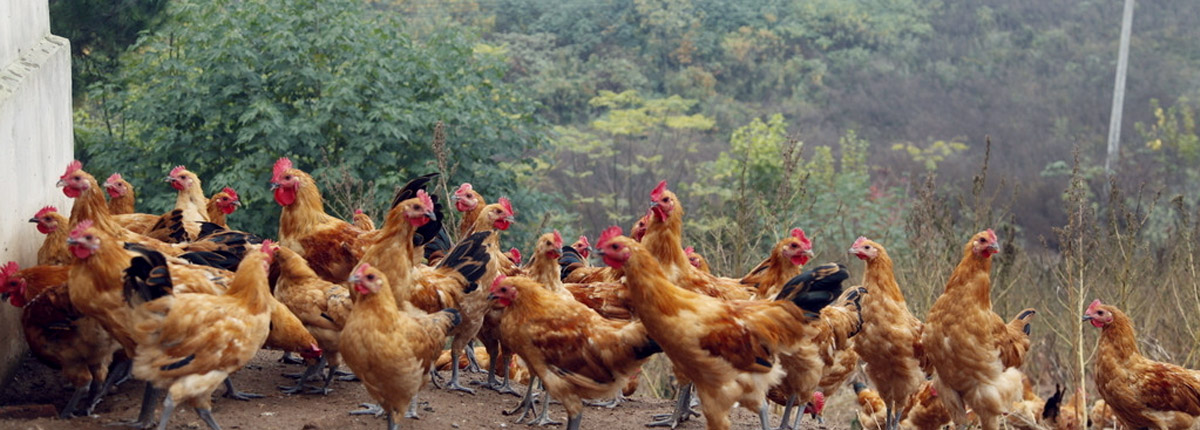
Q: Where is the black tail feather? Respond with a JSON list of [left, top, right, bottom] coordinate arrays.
[[122, 244, 173, 306], [442, 308, 462, 327], [1042, 384, 1065, 421], [634, 337, 662, 360], [178, 250, 242, 271], [389, 172, 439, 209], [147, 209, 190, 243], [775, 263, 850, 316], [436, 231, 493, 294], [557, 246, 585, 280]]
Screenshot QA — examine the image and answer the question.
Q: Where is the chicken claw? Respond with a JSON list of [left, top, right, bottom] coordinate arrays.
[[647, 384, 699, 428], [528, 392, 563, 427], [349, 402, 386, 418], [505, 381, 539, 423], [222, 378, 264, 401]]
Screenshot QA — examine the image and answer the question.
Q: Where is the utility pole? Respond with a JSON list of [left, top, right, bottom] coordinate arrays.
[[1105, 0, 1135, 175]]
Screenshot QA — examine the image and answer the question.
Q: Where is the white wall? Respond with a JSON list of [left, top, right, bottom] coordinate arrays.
[[0, 0, 74, 385]]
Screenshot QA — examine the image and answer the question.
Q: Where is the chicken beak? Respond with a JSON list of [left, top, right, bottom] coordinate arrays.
[[450, 194, 460, 202], [425, 211, 438, 222], [163, 176, 175, 183], [989, 242, 1001, 253], [804, 249, 815, 258], [269, 182, 279, 191], [232, 200, 242, 207], [55, 179, 66, 187], [505, 216, 516, 223], [487, 293, 497, 301], [1081, 315, 1093, 322], [28, 218, 38, 223], [66, 237, 79, 246]]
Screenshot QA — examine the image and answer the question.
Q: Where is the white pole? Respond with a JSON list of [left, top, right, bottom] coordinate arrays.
[[1105, 0, 1135, 175]]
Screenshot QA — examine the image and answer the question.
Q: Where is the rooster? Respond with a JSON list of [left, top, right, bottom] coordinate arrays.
[[1085, 299, 1200, 429], [271, 157, 367, 282], [103, 173, 136, 215], [2, 262, 121, 418], [742, 228, 814, 299], [31, 205, 72, 266], [922, 229, 1036, 430], [340, 263, 462, 425], [489, 274, 661, 429], [849, 237, 927, 430], [597, 226, 858, 430], [124, 241, 275, 430]]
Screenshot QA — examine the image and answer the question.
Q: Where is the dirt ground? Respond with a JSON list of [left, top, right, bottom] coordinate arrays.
[[0, 350, 843, 430]]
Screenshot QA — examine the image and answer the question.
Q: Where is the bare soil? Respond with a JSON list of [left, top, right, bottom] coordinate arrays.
[[0, 350, 837, 430]]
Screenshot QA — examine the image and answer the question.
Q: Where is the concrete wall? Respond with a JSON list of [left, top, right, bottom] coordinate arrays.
[[0, 0, 75, 385]]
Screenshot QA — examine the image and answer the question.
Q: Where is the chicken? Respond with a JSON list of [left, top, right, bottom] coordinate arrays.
[[1040, 384, 1086, 430], [359, 184, 491, 394], [272, 245, 354, 394], [353, 208, 376, 231], [104, 173, 136, 215], [596, 226, 857, 430], [116, 166, 212, 242], [742, 228, 814, 299], [205, 187, 241, 229], [899, 381, 952, 430], [855, 382, 889, 430], [451, 182, 485, 238], [1085, 299, 1200, 429], [339, 263, 462, 426], [489, 275, 661, 429], [507, 247, 523, 267], [685, 246, 711, 274], [849, 237, 927, 430], [31, 205, 72, 266], [570, 235, 591, 263], [768, 287, 866, 429], [271, 157, 367, 282], [641, 181, 752, 300], [2, 262, 120, 418], [562, 216, 647, 285], [922, 229, 1037, 430], [124, 241, 275, 430]]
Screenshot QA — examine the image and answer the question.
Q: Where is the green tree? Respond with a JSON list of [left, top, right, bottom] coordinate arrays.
[[76, 0, 543, 236]]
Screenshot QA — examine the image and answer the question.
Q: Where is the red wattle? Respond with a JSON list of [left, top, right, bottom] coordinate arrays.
[[274, 187, 295, 206]]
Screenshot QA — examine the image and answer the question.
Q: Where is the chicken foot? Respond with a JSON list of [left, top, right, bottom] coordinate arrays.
[[405, 397, 422, 419], [278, 352, 305, 365], [527, 390, 563, 427], [504, 377, 540, 423], [60, 384, 91, 419], [444, 348, 475, 394], [104, 382, 159, 429], [464, 340, 485, 373], [774, 394, 798, 430], [221, 377, 264, 401], [278, 356, 326, 394], [349, 402, 386, 418], [195, 407, 221, 430], [85, 359, 132, 415], [646, 383, 699, 428], [585, 390, 629, 409]]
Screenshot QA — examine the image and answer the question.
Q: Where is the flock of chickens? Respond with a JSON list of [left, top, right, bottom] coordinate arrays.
[[3, 157, 1199, 430]]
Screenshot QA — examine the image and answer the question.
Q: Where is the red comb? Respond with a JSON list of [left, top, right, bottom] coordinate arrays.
[[508, 248, 522, 265], [791, 228, 811, 248], [70, 220, 94, 239], [650, 180, 668, 201], [272, 157, 293, 182], [684, 246, 694, 255], [852, 236, 869, 248], [491, 274, 508, 292], [417, 189, 434, 212], [169, 165, 187, 177], [811, 392, 826, 413], [598, 225, 623, 248], [105, 173, 123, 185], [1, 261, 19, 281], [498, 197, 514, 216], [60, 160, 83, 180], [354, 263, 372, 280], [986, 229, 997, 242], [455, 183, 473, 195], [354, 208, 364, 215], [577, 235, 590, 248], [260, 239, 275, 262], [34, 206, 58, 218], [221, 187, 239, 200], [1087, 299, 1103, 313], [552, 230, 563, 248]]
